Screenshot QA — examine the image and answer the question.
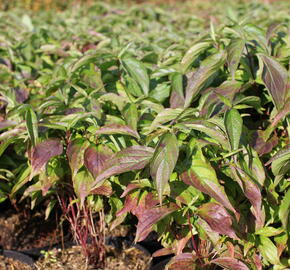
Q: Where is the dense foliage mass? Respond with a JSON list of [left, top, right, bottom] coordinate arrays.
[[0, 1, 289, 269]]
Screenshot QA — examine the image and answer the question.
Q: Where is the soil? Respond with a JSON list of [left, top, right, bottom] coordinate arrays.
[[0, 208, 64, 251], [0, 255, 32, 270], [35, 245, 151, 270]]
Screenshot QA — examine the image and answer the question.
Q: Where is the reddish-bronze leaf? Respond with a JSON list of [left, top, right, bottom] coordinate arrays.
[[84, 145, 113, 178], [197, 202, 237, 239], [250, 130, 278, 156], [210, 257, 249, 270], [67, 139, 89, 178], [92, 146, 154, 188], [165, 253, 196, 270], [91, 182, 113, 196], [30, 139, 63, 180], [135, 204, 177, 242]]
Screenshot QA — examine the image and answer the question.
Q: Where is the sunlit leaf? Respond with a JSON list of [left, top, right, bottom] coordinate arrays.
[[210, 257, 249, 270], [121, 57, 149, 96], [258, 54, 288, 110], [30, 139, 63, 180], [150, 133, 179, 203], [95, 123, 140, 139], [92, 146, 154, 188], [181, 148, 236, 213], [198, 202, 237, 239], [224, 108, 243, 151], [184, 51, 226, 108]]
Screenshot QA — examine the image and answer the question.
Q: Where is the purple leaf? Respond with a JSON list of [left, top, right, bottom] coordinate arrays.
[[135, 204, 177, 242], [67, 139, 90, 178], [150, 133, 179, 203], [92, 146, 154, 189], [30, 139, 63, 180], [91, 182, 112, 196], [200, 80, 241, 117], [259, 54, 288, 110], [165, 253, 196, 270], [197, 202, 237, 239], [230, 166, 264, 229], [184, 51, 226, 108], [84, 145, 113, 178], [227, 38, 245, 80], [210, 257, 249, 270], [170, 73, 185, 108], [120, 183, 141, 198], [250, 130, 278, 156], [95, 124, 140, 139]]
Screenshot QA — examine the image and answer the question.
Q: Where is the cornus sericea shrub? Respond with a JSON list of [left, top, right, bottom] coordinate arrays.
[[0, 1, 289, 269]]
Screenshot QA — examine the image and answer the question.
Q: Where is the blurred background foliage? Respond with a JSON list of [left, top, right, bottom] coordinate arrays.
[[0, 0, 284, 11]]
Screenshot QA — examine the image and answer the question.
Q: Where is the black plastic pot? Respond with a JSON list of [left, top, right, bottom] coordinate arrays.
[[2, 250, 35, 269]]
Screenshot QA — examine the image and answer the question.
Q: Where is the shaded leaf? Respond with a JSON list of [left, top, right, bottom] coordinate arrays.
[[73, 169, 94, 206], [150, 133, 179, 203], [25, 108, 38, 147], [198, 202, 237, 239]]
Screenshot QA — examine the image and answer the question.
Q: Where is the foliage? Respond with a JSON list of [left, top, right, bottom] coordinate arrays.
[[0, 1, 289, 269]]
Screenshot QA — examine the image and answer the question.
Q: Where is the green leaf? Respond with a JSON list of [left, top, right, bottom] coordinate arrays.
[[181, 41, 211, 73], [25, 108, 38, 147], [227, 38, 245, 80], [150, 133, 179, 203], [224, 108, 243, 151], [279, 188, 290, 230], [181, 147, 236, 213], [95, 124, 140, 139], [258, 236, 280, 265], [73, 169, 95, 207], [121, 57, 149, 96], [147, 108, 183, 134], [123, 103, 138, 131], [269, 146, 290, 177], [255, 227, 283, 237]]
